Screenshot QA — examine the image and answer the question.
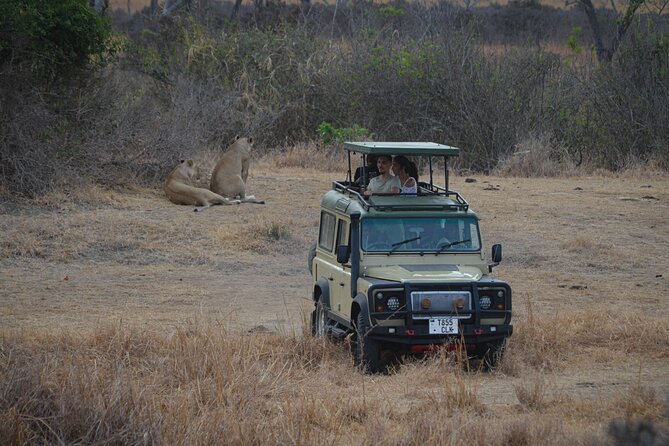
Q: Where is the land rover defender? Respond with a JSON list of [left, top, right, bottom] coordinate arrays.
[[309, 142, 512, 373]]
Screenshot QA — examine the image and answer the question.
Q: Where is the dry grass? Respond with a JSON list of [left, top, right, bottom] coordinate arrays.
[[259, 142, 346, 171], [108, 0, 628, 13], [3, 321, 664, 444], [494, 133, 578, 178], [1, 163, 669, 444], [213, 219, 293, 253]]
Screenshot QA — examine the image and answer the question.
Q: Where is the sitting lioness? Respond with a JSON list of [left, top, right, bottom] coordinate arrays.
[[164, 159, 238, 211], [210, 136, 264, 204]]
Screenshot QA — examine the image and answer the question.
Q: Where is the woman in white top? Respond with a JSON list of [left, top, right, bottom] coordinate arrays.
[[392, 155, 418, 194], [364, 155, 400, 197]]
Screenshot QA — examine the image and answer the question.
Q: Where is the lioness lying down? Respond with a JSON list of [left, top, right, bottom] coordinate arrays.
[[210, 136, 264, 204], [164, 159, 238, 211]]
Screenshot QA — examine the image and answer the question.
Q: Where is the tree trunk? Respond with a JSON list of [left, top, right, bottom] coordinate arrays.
[[150, 0, 158, 14], [230, 0, 243, 19], [578, 0, 610, 62]]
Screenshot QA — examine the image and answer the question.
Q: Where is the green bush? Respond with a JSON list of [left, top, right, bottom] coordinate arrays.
[[318, 122, 372, 145], [0, 0, 112, 76]]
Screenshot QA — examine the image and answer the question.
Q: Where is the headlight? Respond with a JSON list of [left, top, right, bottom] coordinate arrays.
[[373, 288, 405, 315], [478, 287, 507, 310]]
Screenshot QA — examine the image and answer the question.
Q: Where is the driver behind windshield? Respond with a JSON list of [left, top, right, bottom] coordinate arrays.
[[354, 154, 379, 186]]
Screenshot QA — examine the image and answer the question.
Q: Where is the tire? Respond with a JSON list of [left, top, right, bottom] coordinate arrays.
[[479, 340, 506, 370], [352, 312, 382, 374], [311, 298, 327, 337], [307, 242, 317, 274]]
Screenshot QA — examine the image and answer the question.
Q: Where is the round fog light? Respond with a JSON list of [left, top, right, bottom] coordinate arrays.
[[421, 298, 431, 309], [479, 296, 492, 310], [387, 296, 400, 311]]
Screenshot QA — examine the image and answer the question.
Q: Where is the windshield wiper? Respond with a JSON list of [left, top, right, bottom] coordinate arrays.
[[436, 239, 471, 254], [389, 236, 421, 253]]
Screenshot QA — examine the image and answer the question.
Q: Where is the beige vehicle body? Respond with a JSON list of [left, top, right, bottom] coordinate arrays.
[[309, 142, 512, 373]]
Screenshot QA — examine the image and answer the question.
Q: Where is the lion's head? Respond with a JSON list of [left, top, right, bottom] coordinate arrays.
[[175, 159, 199, 183]]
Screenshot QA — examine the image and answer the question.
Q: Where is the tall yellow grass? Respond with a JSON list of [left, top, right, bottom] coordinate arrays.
[[1, 310, 668, 444]]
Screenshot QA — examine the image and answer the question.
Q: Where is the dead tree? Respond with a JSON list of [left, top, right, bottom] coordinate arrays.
[[575, 0, 646, 62]]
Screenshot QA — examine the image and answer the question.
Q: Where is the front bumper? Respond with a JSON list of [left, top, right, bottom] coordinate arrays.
[[368, 322, 513, 346]]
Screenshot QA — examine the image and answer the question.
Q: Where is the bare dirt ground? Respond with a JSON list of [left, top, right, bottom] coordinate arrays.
[[1, 165, 669, 442]]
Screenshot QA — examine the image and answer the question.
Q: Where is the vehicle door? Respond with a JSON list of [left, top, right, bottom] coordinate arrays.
[[314, 211, 340, 310], [331, 218, 352, 319]]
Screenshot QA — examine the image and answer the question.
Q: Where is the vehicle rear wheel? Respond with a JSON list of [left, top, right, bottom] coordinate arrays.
[[311, 298, 327, 337], [352, 312, 381, 374]]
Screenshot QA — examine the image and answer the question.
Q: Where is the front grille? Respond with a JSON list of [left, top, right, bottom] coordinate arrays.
[[410, 290, 472, 319]]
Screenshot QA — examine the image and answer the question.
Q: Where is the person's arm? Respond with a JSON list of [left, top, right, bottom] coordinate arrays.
[[390, 176, 401, 194]]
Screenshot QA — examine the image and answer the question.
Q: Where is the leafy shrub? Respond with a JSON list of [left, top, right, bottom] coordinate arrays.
[[0, 0, 112, 76], [317, 122, 372, 145]]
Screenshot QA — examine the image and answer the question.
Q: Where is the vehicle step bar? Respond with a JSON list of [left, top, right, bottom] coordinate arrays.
[[326, 324, 348, 341]]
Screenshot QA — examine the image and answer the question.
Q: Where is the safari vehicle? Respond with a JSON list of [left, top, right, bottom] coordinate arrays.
[[308, 142, 512, 373]]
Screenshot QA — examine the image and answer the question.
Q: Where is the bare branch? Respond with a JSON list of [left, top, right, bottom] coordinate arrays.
[[611, 0, 645, 56]]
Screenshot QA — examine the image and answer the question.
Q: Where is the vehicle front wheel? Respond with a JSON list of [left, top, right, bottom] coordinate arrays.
[[352, 312, 382, 374]]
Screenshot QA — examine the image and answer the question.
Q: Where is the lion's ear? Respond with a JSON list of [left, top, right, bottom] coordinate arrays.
[[248, 137, 254, 144], [180, 159, 185, 164], [187, 160, 194, 167]]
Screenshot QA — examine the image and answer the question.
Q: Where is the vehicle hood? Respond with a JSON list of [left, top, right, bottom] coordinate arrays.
[[363, 264, 483, 282]]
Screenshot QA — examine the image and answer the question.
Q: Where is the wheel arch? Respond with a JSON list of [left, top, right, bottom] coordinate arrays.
[[313, 278, 331, 307], [351, 293, 369, 327]]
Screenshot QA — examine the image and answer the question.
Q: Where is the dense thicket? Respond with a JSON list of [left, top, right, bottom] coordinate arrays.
[[0, 0, 667, 196]]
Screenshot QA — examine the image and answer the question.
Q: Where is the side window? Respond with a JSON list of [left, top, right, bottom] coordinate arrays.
[[318, 211, 336, 251], [336, 219, 349, 248]]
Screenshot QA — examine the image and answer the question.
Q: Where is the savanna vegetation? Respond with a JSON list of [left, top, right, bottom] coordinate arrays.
[[1, 171, 669, 445], [1, 0, 668, 197], [1, 1, 669, 444]]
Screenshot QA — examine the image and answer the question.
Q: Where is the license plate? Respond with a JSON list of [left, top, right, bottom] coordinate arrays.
[[429, 317, 458, 335]]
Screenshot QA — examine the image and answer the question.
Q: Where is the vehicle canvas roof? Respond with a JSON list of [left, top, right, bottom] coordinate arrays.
[[343, 141, 461, 157]]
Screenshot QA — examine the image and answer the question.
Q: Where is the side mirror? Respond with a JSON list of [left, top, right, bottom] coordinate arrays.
[[492, 244, 502, 263], [336, 245, 350, 264]]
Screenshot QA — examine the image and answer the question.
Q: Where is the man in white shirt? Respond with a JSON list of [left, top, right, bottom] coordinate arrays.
[[364, 155, 400, 197]]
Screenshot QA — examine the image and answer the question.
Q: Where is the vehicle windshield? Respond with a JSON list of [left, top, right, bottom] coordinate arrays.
[[361, 217, 481, 253]]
